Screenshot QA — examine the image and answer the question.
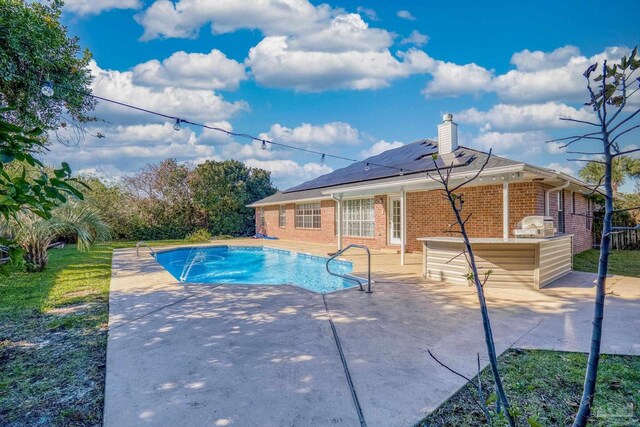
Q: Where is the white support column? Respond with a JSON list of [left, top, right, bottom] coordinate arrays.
[[337, 197, 343, 250], [503, 181, 509, 240], [401, 188, 406, 265]]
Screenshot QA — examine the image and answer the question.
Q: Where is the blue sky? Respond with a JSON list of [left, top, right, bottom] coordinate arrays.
[[51, 0, 640, 190]]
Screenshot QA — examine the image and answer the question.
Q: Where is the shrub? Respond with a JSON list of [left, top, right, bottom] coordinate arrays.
[[185, 229, 212, 243]]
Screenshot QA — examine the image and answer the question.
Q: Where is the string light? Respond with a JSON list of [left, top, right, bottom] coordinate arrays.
[[41, 81, 54, 97], [37, 78, 452, 176]]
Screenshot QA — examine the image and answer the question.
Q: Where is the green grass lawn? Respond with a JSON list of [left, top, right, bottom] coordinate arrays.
[[0, 240, 190, 426], [574, 249, 640, 278], [419, 349, 640, 426]]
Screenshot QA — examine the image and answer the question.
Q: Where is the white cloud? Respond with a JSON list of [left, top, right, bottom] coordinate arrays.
[[243, 159, 333, 188], [545, 141, 567, 155], [401, 30, 429, 47], [218, 140, 277, 161], [135, 2, 438, 92], [492, 46, 631, 103], [247, 35, 422, 91], [356, 6, 378, 21], [419, 46, 634, 103], [421, 60, 493, 98], [546, 162, 576, 176], [89, 60, 247, 124], [470, 131, 547, 156], [47, 122, 218, 174], [397, 10, 416, 21], [510, 45, 581, 72], [64, 0, 141, 15], [259, 122, 361, 146], [135, 0, 333, 40], [131, 49, 247, 91], [359, 140, 404, 158], [286, 14, 394, 53], [455, 102, 595, 132]]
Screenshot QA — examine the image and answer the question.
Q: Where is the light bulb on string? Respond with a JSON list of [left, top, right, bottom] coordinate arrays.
[[261, 140, 268, 150], [320, 154, 325, 164], [173, 118, 182, 131], [399, 169, 404, 176], [41, 81, 54, 97], [364, 163, 370, 171]]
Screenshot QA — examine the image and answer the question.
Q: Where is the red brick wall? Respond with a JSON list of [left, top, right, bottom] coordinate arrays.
[[546, 189, 593, 253], [255, 196, 393, 249], [255, 182, 593, 254], [257, 200, 336, 245]]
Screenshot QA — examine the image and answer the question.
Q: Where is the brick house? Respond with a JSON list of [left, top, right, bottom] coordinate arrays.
[[250, 115, 594, 264]]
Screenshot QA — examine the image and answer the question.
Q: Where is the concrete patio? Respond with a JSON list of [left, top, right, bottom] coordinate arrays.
[[104, 239, 640, 427]]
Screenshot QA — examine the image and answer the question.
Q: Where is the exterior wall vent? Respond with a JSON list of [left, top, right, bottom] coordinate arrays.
[[437, 113, 458, 155]]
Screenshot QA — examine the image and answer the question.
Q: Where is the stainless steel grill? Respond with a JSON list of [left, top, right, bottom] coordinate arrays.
[[513, 216, 555, 238]]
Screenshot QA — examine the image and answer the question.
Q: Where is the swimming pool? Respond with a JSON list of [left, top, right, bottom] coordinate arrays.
[[154, 246, 359, 294]]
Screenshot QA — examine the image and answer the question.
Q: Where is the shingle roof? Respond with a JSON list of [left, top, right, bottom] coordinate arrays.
[[248, 188, 328, 206], [250, 139, 524, 206]]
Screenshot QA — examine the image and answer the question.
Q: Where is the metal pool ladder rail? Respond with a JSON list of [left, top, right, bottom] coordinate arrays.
[[326, 244, 372, 293], [136, 241, 156, 257]]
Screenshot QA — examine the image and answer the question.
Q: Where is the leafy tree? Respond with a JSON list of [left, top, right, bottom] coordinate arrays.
[[122, 159, 205, 240], [81, 177, 141, 240], [0, 0, 95, 134], [1, 109, 86, 220], [190, 160, 277, 236], [550, 47, 640, 426], [579, 155, 640, 193], [2, 201, 110, 271]]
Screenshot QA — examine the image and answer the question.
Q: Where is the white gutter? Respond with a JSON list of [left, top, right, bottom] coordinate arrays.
[[331, 194, 343, 250], [545, 179, 570, 216], [248, 195, 331, 208]]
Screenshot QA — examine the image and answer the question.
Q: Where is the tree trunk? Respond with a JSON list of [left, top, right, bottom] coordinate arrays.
[[449, 198, 516, 427], [572, 139, 613, 426], [24, 242, 49, 272]]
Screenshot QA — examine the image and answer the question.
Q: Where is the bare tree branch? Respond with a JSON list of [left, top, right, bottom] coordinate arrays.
[[559, 117, 600, 126], [611, 147, 640, 157], [427, 350, 491, 425], [546, 132, 601, 143], [605, 71, 627, 126], [565, 151, 605, 155], [567, 159, 607, 164], [427, 350, 479, 388], [609, 107, 640, 134], [610, 123, 640, 144]]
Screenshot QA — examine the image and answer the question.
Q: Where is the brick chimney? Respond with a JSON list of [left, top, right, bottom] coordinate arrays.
[[437, 113, 458, 155]]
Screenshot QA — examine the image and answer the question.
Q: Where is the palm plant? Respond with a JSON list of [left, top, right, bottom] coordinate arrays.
[[2, 202, 111, 272]]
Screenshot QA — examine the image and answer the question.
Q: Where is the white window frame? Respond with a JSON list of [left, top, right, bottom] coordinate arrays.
[[279, 205, 286, 228], [557, 192, 564, 233], [342, 198, 375, 238], [295, 202, 321, 229]]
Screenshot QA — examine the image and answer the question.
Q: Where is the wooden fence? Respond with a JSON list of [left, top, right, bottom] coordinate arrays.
[[609, 228, 640, 250]]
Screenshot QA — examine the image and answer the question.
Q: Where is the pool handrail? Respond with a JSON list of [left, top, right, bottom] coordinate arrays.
[[136, 241, 156, 257], [326, 244, 372, 293]]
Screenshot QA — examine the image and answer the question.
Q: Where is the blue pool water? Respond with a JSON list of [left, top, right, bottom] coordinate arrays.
[[154, 246, 358, 294]]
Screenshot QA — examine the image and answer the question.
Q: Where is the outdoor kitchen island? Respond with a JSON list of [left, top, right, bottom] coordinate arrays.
[[418, 235, 574, 290]]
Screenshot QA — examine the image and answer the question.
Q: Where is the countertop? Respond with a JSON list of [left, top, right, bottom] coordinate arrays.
[[417, 235, 573, 244]]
